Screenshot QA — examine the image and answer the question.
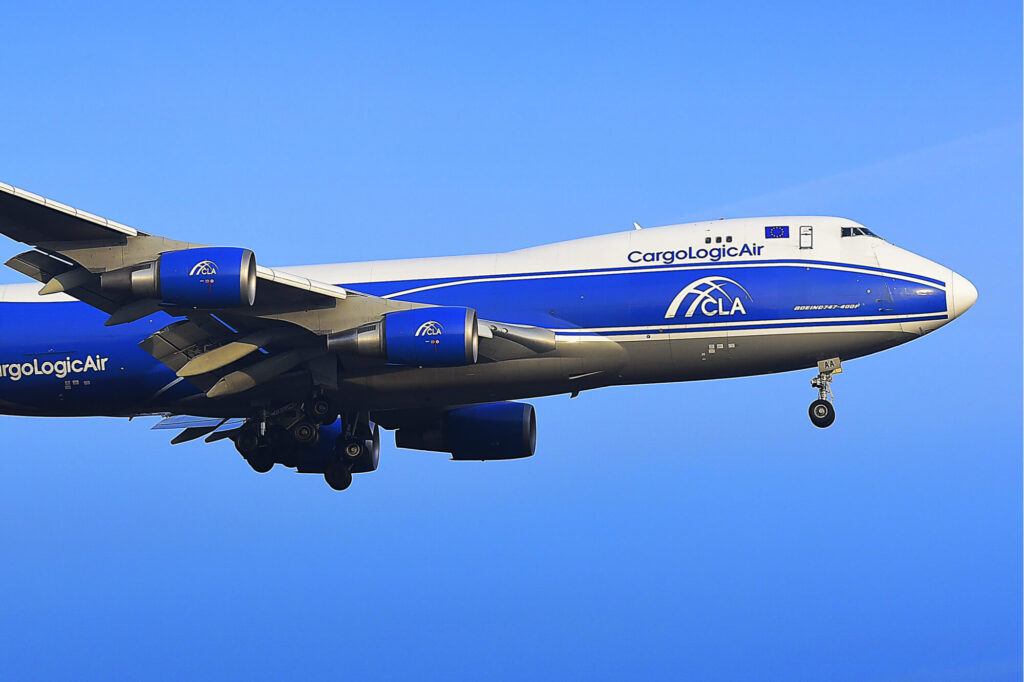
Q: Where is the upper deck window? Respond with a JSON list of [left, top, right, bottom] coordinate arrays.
[[841, 227, 881, 238]]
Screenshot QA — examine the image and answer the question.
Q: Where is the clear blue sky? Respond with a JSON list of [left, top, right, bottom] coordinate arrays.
[[0, 2, 1020, 680]]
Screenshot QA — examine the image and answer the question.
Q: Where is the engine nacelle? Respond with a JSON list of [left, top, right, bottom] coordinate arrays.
[[101, 247, 257, 308], [395, 402, 537, 460], [327, 306, 479, 367]]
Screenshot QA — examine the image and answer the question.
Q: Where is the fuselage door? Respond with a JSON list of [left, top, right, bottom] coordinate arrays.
[[799, 225, 813, 249]]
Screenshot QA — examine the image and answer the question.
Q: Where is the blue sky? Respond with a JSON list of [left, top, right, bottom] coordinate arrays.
[[0, 2, 1020, 680]]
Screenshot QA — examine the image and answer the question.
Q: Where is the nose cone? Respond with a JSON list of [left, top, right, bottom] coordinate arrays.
[[950, 271, 978, 318]]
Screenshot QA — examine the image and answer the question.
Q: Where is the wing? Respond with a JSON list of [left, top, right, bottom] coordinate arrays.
[[0, 181, 375, 403], [0, 182, 554, 408], [0, 181, 349, 311]]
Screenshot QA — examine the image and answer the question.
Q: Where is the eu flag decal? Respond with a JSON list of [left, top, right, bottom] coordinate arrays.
[[765, 225, 790, 239]]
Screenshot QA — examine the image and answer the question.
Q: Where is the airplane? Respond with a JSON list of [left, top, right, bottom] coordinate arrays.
[[0, 182, 977, 490]]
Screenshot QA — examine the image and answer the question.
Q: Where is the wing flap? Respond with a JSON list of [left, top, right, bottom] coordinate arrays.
[[152, 415, 243, 430], [139, 319, 223, 379], [205, 348, 324, 398], [151, 415, 244, 445], [176, 327, 307, 377]]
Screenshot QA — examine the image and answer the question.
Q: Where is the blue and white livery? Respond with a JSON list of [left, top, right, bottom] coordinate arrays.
[[0, 183, 977, 490]]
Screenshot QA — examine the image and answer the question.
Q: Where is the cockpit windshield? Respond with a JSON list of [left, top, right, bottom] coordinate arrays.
[[841, 226, 881, 238]]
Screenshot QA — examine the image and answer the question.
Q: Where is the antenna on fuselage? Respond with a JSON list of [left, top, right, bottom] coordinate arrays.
[[633, 221, 642, 230]]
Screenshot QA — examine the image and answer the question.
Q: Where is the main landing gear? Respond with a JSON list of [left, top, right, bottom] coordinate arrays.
[[808, 357, 841, 428], [323, 464, 353, 491], [229, 399, 380, 491], [325, 413, 379, 492]]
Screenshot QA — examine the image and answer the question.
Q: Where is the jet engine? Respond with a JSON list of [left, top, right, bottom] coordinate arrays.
[[327, 306, 479, 367], [395, 402, 537, 460], [101, 246, 257, 308]]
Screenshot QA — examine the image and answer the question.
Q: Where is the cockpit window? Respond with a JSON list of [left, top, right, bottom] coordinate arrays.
[[841, 226, 881, 238]]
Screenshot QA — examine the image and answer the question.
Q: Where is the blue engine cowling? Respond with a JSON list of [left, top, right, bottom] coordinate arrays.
[[101, 246, 257, 308], [395, 402, 537, 460], [384, 307, 479, 366], [328, 306, 479, 367], [159, 247, 257, 307]]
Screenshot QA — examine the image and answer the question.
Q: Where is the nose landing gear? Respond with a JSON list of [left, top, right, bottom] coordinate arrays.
[[809, 357, 841, 428]]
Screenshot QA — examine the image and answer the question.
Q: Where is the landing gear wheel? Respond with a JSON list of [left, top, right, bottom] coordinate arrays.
[[808, 399, 836, 428], [234, 430, 260, 456], [292, 420, 319, 446], [308, 398, 333, 424], [324, 465, 353, 491], [343, 439, 366, 459], [246, 450, 275, 473]]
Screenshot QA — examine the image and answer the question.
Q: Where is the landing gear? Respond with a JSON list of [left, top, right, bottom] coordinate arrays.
[[246, 450, 275, 473], [323, 419, 381, 491], [320, 437, 362, 492], [808, 399, 835, 428], [343, 439, 366, 459], [808, 357, 841, 428], [324, 464, 353, 491], [228, 405, 379, 491], [233, 427, 275, 472], [291, 420, 319, 446], [307, 395, 335, 425], [235, 430, 261, 455]]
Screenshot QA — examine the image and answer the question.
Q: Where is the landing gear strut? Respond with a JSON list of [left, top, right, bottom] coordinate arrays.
[[809, 357, 841, 428]]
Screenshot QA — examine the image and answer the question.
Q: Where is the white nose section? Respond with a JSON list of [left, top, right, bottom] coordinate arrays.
[[950, 271, 978, 318]]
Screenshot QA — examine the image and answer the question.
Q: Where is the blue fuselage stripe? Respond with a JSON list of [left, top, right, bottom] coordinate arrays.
[[340, 262, 948, 331]]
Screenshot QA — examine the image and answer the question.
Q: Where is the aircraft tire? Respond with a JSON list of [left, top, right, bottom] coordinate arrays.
[[292, 420, 319, 446], [246, 450, 275, 473], [234, 430, 261, 456], [324, 465, 353, 491], [808, 399, 836, 428], [308, 398, 333, 424], [343, 439, 366, 459]]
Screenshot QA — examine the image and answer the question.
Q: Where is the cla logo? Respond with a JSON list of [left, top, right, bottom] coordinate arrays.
[[415, 321, 444, 336], [189, 260, 218, 277], [665, 276, 752, 318]]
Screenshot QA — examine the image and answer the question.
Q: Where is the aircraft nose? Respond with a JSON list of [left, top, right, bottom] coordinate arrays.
[[949, 270, 978, 318]]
